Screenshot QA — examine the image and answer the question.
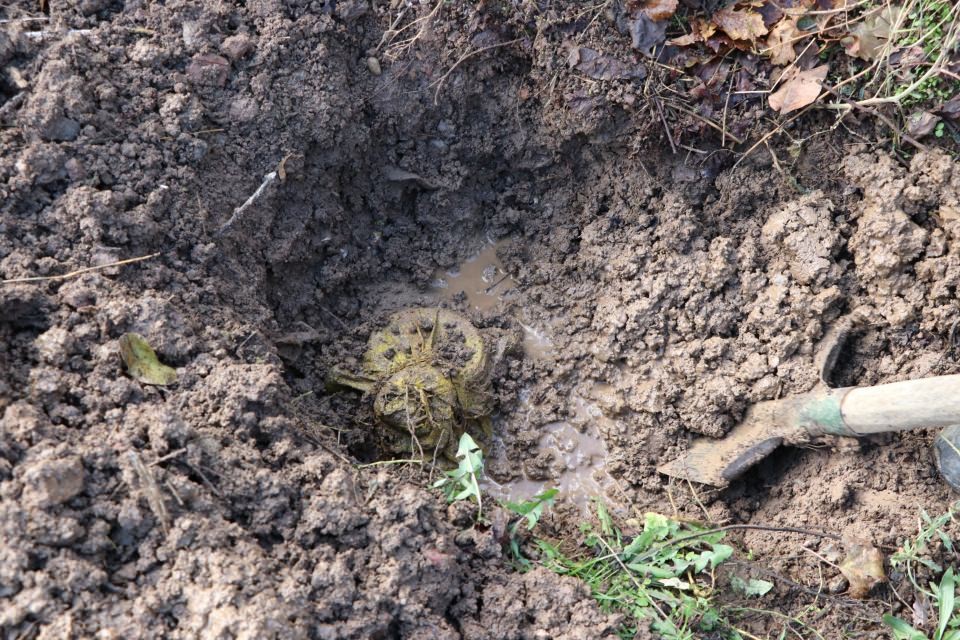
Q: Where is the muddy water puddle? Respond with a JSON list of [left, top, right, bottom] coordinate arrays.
[[428, 239, 610, 510], [430, 240, 515, 312], [430, 239, 554, 360], [485, 392, 616, 513]]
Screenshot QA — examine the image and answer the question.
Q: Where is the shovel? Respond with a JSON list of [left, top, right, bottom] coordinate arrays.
[[657, 373, 960, 487]]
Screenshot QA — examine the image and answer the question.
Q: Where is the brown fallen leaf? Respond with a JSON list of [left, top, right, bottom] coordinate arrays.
[[907, 111, 940, 138], [713, 7, 768, 42], [839, 538, 886, 599], [841, 5, 902, 61], [669, 18, 716, 46], [630, 13, 668, 53], [632, 0, 678, 21], [765, 18, 800, 65], [941, 94, 960, 120], [769, 64, 828, 113]]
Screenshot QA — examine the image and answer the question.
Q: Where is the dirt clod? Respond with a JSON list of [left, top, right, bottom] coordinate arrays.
[[1, 1, 958, 637]]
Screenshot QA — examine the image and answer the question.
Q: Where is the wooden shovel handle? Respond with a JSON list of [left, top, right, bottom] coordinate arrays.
[[839, 374, 960, 435]]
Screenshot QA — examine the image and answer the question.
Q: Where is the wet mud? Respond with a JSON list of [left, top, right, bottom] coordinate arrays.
[[2, 0, 960, 637]]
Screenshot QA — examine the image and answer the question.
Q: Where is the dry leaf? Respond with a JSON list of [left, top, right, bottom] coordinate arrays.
[[713, 7, 768, 42], [768, 64, 828, 113], [630, 13, 668, 53], [906, 111, 940, 138], [941, 94, 960, 120], [839, 538, 886, 599], [670, 32, 699, 46], [119, 333, 177, 386], [636, 0, 678, 21], [842, 5, 902, 61], [669, 18, 716, 46], [766, 18, 800, 65]]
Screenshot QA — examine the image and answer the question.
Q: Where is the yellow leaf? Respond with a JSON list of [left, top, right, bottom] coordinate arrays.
[[839, 538, 886, 599], [119, 333, 177, 386], [713, 7, 768, 42]]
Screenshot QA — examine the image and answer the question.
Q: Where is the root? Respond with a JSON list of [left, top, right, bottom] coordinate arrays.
[[215, 170, 278, 236], [429, 38, 524, 105], [378, 0, 444, 63], [125, 451, 171, 535], [1, 252, 161, 285]]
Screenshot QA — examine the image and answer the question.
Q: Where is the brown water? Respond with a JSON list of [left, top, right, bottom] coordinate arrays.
[[485, 391, 614, 512], [431, 241, 607, 509], [431, 241, 515, 312], [431, 240, 554, 360]]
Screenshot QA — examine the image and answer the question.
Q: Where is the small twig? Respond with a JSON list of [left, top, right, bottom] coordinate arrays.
[[356, 459, 424, 469], [150, 448, 187, 466], [216, 171, 278, 236], [802, 545, 843, 571], [126, 451, 171, 535], [685, 477, 714, 524], [0, 17, 49, 23], [656, 523, 841, 553], [667, 99, 745, 145], [1, 252, 161, 285], [430, 38, 523, 105], [733, 110, 808, 169], [164, 479, 185, 507], [483, 273, 511, 294], [654, 98, 677, 154], [721, 63, 737, 148], [22, 28, 92, 41], [187, 462, 222, 498], [820, 84, 928, 152], [316, 439, 355, 467], [320, 306, 349, 330], [765, 141, 787, 177]]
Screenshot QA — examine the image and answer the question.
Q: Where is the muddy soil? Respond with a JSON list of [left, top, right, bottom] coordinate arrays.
[[2, 0, 960, 637]]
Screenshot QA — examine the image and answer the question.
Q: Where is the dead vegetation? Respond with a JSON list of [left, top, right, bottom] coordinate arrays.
[[371, 0, 959, 160]]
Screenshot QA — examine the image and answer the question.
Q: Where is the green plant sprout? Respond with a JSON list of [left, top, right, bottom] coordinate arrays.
[[535, 506, 736, 640], [432, 432, 484, 518], [502, 488, 559, 569], [886, 502, 960, 639]]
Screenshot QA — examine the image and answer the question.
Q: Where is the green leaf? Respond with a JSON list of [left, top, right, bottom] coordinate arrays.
[[119, 333, 177, 385], [434, 433, 484, 516], [643, 512, 672, 541], [694, 544, 734, 572], [938, 568, 956, 640], [627, 563, 677, 580], [456, 432, 481, 459], [503, 488, 558, 530], [597, 500, 614, 537], [938, 529, 955, 553], [883, 614, 927, 640], [730, 575, 774, 597]]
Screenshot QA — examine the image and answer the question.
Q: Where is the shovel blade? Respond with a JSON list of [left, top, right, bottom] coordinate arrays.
[[657, 408, 788, 487]]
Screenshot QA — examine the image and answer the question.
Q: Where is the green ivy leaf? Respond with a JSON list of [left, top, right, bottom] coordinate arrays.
[[730, 576, 774, 597]]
